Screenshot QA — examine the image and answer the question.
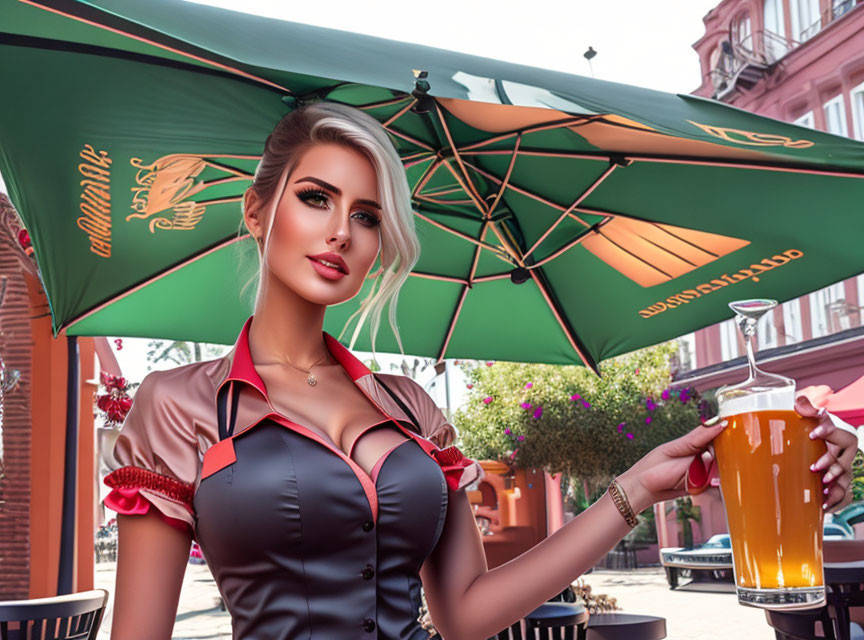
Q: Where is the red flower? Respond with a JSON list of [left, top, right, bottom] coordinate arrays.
[[96, 395, 133, 425], [17, 229, 31, 250], [431, 445, 475, 492]]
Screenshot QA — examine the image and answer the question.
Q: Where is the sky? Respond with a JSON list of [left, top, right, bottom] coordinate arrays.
[[0, 0, 722, 409]]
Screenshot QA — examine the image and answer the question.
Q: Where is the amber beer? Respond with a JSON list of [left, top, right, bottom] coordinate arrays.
[[713, 406, 828, 609]]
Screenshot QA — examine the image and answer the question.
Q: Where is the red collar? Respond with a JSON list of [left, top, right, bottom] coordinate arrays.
[[218, 316, 373, 399]]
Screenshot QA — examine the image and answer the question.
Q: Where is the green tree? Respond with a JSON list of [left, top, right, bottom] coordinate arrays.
[[453, 342, 704, 497], [853, 451, 863, 503], [146, 340, 228, 369]]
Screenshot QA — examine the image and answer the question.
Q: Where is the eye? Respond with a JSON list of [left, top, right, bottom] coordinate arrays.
[[353, 210, 381, 227], [296, 188, 330, 208]]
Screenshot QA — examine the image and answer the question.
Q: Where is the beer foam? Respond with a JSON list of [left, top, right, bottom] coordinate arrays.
[[718, 387, 796, 418]]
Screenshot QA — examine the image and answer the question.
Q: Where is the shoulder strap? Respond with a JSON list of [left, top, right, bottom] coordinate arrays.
[[373, 374, 422, 437], [216, 381, 242, 441]]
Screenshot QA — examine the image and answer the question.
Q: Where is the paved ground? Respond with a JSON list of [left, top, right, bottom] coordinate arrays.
[[95, 562, 775, 639], [579, 568, 774, 640]]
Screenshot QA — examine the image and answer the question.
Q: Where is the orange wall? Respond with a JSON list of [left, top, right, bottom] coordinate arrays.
[[27, 268, 98, 596]]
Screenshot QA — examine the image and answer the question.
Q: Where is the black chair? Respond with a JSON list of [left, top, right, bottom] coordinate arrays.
[[585, 613, 667, 640], [488, 601, 589, 640], [0, 589, 109, 640]]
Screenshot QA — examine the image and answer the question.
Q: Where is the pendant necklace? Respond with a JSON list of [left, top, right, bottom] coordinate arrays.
[[281, 352, 331, 386]]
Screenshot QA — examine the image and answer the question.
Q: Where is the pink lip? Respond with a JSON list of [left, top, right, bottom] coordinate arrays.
[[308, 256, 348, 280]]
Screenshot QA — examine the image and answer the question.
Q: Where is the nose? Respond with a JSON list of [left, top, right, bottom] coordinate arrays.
[[326, 207, 351, 250]]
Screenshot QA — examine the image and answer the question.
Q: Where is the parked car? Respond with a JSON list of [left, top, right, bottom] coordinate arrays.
[[823, 522, 854, 540], [660, 534, 732, 589], [661, 523, 855, 589]]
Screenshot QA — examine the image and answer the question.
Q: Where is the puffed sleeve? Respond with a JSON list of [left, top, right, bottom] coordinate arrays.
[[385, 375, 485, 492], [102, 370, 199, 535]]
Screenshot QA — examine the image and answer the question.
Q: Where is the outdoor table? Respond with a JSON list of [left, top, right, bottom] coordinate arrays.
[[764, 561, 864, 640], [585, 612, 667, 640], [824, 561, 864, 640], [523, 602, 590, 640]]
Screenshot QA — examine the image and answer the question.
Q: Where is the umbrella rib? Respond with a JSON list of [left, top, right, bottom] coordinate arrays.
[[486, 134, 522, 218], [461, 158, 592, 227], [461, 148, 864, 180], [436, 286, 469, 364], [355, 96, 413, 111], [415, 195, 476, 206], [409, 272, 469, 285], [472, 273, 511, 283], [419, 186, 463, 197], [382, 98, 418, 128], [435, 220, 487, 362], [403, 151, 434, 165], [412, 211, 513, 263], [529, 270, 597, 372], [433, 102, 490, 217], [523, 162, 619, 260], [456, 116, 595, 153], [529, 234, 592, 268], [436, 158, 525, 266], [19, 0, 293, 93], [63, 234, 251, 331]]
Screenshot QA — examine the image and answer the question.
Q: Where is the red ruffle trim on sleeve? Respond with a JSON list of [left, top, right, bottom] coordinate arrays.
[[104, 467, 195, 536], [430, 445, 477, 492]]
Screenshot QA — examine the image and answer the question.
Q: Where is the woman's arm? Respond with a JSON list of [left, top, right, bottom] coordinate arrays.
[[111, 511, 191, 640], [420, 480, 637, 640], [420, 419, 727, 640]]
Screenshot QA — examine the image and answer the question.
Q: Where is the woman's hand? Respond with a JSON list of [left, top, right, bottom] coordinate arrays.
[[617, 419, 728, 513], [795, 393, 858, 512]]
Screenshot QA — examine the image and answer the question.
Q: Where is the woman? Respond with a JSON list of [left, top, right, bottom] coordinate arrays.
[[103, 102, 859, 640]]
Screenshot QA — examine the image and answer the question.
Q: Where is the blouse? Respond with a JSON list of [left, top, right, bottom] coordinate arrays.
[[102, 316, 484, 639]]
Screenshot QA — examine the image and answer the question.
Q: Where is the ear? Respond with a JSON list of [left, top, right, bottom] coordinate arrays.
[[242, 188, 264, 241]]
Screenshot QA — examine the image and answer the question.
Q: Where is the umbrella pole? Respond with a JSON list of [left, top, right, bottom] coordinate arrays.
[[57, 336, 78, 595]]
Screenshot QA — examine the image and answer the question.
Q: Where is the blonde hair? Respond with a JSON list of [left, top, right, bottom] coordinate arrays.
[[240, 102, 420, 356]]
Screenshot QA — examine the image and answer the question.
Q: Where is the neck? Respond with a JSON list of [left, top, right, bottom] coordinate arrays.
[[248, 269, 331, 369]]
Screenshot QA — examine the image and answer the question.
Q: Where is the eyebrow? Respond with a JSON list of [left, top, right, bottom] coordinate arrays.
[[295, 176, 381, 210]]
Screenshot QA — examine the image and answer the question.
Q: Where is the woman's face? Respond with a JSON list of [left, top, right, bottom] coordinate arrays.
[[247, 143, 382, 306]]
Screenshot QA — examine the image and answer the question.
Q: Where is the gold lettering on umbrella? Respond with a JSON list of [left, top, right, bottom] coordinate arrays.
[[77, 145, 112, 258], [126, 153, 254, 232], [688, 121, 814, 149], [128, 155, 208, 232], [638, 249, 804, 318]]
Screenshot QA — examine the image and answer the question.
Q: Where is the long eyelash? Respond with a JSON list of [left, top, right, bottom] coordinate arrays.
[[296, 187, 329, 203], [297, 188, 380, 225]]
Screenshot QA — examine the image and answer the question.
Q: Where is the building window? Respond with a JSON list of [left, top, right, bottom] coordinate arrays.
[[782, 298, 804, 344], [858, 274, 864, 319], [757, 311, 779, 350], [833, 0, 856, 20], [677, 333, 697, 372], [851, 81, 864, 141], [720, 319, 739, 361], [732, 12, 753, 51], [790, 0, 822, 42], [763, 0, 789, 60], [809, 282, 845, 338], [823, 95, 848, 136], [794, 110, 816, 128]]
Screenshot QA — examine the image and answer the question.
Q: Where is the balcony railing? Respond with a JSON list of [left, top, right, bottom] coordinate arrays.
[[710, 1, 864, 100]]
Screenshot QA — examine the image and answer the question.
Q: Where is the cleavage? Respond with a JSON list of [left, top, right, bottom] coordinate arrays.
[[347, 422, 410, 479]]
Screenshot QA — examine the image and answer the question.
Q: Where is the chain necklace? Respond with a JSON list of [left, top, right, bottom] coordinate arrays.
[[279, 352, 332, 386]]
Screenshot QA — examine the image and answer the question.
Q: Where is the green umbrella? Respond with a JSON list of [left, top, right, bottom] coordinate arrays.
[[2, 0, 864, 371]]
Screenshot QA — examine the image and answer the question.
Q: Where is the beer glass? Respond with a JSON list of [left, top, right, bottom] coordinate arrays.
[[713, 299, 827, 610]]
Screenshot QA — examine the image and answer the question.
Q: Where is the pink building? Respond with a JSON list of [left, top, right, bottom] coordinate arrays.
[[654, 0, 864, 550], [675, 0, 864, 394]]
